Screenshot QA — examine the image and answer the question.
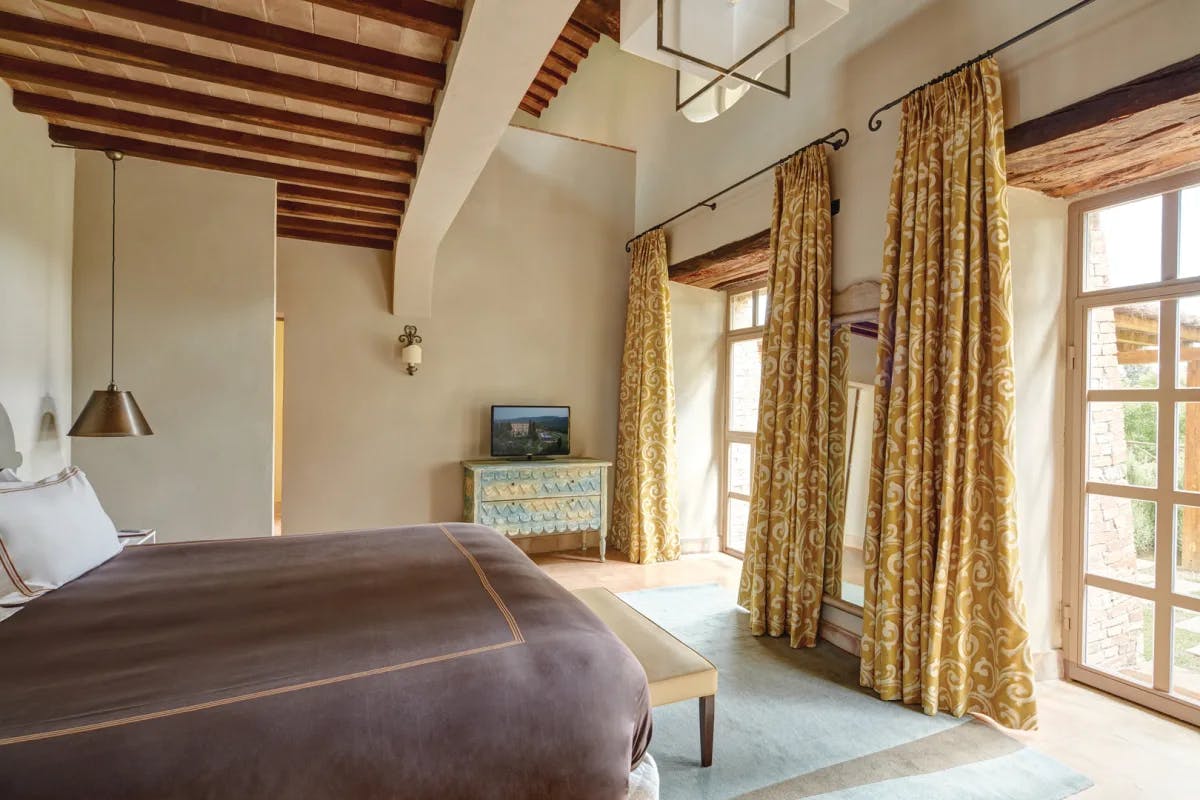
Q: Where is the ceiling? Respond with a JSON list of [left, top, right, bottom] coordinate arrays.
[[519, 0, 617, 118], [0, 0, 465, 252]]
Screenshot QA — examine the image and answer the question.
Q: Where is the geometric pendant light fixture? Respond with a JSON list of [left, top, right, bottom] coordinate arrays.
[[69, 150, 153, 437]]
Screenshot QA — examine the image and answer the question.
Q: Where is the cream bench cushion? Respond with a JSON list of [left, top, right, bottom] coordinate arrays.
[[574, 587, 717, 707]]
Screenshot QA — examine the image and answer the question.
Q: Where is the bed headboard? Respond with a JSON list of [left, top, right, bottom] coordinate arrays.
[[0, 400, 22, 471]]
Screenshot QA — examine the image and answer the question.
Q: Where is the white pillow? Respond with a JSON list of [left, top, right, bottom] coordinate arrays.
[[0, 468, 22, 483], [0, 467, 121, 605]]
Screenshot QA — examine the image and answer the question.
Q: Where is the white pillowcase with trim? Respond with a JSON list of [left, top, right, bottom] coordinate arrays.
[[0, 466, 121, 606], [0, 468, 23, 483]]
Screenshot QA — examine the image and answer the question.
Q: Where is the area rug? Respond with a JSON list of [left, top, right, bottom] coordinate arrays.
[[619, 584, 1091, 800]]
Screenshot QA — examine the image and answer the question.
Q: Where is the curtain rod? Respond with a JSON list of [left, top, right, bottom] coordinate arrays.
[[624, 126, 850, 252], [866, 0, 1101, 132]]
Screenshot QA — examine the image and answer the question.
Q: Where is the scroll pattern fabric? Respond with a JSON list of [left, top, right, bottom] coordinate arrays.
[[611, 229, 681, 564], [737, 146, 841, 648], [859, 57, 1038, 730]]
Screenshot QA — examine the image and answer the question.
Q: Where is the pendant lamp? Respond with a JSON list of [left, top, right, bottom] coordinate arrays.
[[69, 150, 153, 438]]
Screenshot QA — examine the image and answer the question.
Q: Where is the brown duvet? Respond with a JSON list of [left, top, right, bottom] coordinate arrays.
[[0, 523, 652, 799]]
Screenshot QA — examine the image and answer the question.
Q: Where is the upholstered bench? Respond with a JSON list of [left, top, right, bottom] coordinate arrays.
[[573, 587, 718, 767]]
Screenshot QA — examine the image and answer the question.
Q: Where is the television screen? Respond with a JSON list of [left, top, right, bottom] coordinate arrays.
[[491, 405, 570, 457]]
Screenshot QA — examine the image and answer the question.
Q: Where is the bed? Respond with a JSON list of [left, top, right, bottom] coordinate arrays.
[[0, 523, 652, 799]]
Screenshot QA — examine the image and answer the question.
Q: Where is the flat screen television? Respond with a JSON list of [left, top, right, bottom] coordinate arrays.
[[491, 405, 570, 458]]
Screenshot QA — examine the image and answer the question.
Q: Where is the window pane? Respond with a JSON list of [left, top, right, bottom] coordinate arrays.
[[1086, 494, 1155, 588], [1180, 186, 1200, 280], [727, 497, 749, 552], [1179, 296, 1200, 387], [1176, 403, 1200, 492], [1174, 505, 1200, 600], [1088, 402, 1157, 488], [729, 338, 762, 433], [1088, 302, 1159, 389], [1172, 608, 1200, 705], [1083, 195, 1162, 291], [755, 288, 768, 327], [730, 290, 754, 330], [728, 442, 752, 495], [1084, 586, 1154, 686]]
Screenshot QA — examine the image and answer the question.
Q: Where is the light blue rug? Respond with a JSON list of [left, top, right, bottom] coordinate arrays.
[[619, 584, 1091, 800]]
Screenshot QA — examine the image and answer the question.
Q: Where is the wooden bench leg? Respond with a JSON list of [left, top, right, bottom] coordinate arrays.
[[698, 694, 714, 767]]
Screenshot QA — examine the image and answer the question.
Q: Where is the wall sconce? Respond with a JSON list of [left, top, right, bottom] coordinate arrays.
[[398, 325, 423, 375]]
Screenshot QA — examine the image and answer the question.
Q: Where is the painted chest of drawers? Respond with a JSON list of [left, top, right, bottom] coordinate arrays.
[[462, 458, 611, 561]]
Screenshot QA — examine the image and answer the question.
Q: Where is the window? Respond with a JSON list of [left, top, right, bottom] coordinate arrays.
[[1067, 170, 1200, 723], [722, 285, 768, 555]]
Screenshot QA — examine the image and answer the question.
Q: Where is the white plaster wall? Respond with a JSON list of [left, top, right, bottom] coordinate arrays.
[[278, 127, 635, 535], [671, 282, 724, 551], [71, 155, 276, 541], [0, 84, 74, 479]]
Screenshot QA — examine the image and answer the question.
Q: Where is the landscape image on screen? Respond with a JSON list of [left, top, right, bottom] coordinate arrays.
[[492, 406, 569, 457]]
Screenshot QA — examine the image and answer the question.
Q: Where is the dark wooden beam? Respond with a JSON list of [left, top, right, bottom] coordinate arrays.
[[669, 228, 771, 289], [278, 227, 394, 251], [277, 215, 396, 240], [564, 20, 600, 47], [13, 91, 414, 177], [307, 0, 462, 41], [0, 11, 432, 124], [49, 125, 408, 198], [547, 51, 580, 76], [277, 199, 401, 228], [50, 0, 445, 88], [1008, 53, 1200, 154], [522, 92, 549, 111], [537, 69, 567, 90], [0, 54, 415, 150], [554, 34, 590, 61], [278, 183, 405, 213], [527, 82, 557, 103], [519, 101, 543, 118], [1007, 53, 1200, 197], [572, 0, 620, 41]]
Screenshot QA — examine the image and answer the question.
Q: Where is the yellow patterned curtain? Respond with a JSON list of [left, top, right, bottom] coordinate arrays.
[[859, 57, 1038, 730], [738, 146, 847, 647], [611, 229, 681, 564]]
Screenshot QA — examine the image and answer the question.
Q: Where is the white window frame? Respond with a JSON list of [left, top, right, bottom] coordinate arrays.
[[721, 283, 768, 557], [1064, 167, 1200, 727]]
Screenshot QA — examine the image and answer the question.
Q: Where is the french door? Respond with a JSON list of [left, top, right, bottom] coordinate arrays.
[[1065, 169, 1200, 725], [721, 284, 767, 557]]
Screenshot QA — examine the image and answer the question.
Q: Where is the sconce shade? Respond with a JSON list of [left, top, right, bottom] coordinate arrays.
[[401, 344, 423, 365], [68, 386, 153, 437]]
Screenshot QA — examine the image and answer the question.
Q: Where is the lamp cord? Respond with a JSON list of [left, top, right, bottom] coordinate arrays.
[[109, 154, 116, 390]]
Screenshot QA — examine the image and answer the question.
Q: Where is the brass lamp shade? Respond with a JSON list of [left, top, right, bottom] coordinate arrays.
[[68, 385, 153, 437]]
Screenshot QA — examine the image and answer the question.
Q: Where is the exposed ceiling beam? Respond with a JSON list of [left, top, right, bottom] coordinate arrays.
[[553, 34, 590, 61], [565, 19, 600, 46], [277, 215, 396, 240], [49, 124, 408, 197], [572, 0, 620, 41], [0, 11, 432, 124], [278, 183, 405, 213], [547, 50, 580, 75], [537, 69, 567, 90], [278, 227, 394, 251], [0, 54, 415, 150], [669, 228, 771, 289], [526, 82, 557, 102], [522, 92, 549, 111], [49, 0, 445, 88], [276, 199, 401, 228], [13, 91, 414, 177], [306, 0, 463, 41]]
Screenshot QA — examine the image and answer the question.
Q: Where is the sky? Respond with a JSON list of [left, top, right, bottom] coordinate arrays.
[[493, 406, 568, 421]]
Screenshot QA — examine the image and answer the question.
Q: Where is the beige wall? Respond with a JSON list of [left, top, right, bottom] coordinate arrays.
[[1009, 187, 1070, 655], [72, 154, 276, 542], [513, 0, 1176, 654], [670, 282, 724, 551], [0, 85, 74, 479], [278, 126, 635, 535]]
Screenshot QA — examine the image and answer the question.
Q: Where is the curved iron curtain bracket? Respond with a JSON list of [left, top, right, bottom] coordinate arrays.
[[625, 126, 851, 252], [866, 0, 1101, 132]]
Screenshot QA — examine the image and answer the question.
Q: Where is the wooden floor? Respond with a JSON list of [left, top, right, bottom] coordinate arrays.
[[532, 548, 1200, 799]]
